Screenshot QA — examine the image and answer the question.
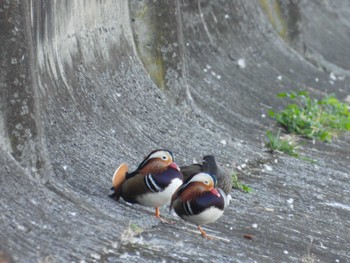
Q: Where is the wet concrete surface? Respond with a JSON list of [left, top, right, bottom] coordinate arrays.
[[1, 0, 350, 262]]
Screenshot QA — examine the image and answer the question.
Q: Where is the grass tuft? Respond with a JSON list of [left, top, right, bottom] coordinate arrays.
[[265, 130, 299, 157], [232, 172, 252, 193], [268, 91, 350, 142], [265, 130, 315, 163]]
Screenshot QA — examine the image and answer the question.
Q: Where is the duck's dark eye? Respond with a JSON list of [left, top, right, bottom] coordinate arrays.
[[204, 180, 209, 185], [162, 155, 167, 160]]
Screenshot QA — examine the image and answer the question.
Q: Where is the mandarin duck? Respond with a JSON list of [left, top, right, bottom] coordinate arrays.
[[180, 155, 232, 195], [110, 149, 183, 222], [170, 172, 227, 239]]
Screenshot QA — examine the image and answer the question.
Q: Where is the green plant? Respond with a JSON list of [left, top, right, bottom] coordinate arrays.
[[268, 91, 350, 142], [129, 223, 143, 235], [120, 223, 143, 244], [265, 130, 299, 157], [265, 130, 315, 163], [232, 173, 252, 193]]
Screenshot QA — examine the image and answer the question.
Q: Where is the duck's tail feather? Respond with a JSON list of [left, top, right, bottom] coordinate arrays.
[[109, 163, 128, 200]]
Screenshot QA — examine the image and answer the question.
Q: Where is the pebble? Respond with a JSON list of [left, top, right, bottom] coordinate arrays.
[[237, 58, 246, 69]]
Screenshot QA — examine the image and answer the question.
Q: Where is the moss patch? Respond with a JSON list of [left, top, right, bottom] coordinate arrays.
[[259, 0, 287, 38]]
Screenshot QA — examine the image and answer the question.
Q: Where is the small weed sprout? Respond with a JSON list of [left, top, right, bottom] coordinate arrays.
[[120, 223, 143, 244], [265, 130, 315, 162], [232, 172, 252, 193], [265, 130, 299, 157]]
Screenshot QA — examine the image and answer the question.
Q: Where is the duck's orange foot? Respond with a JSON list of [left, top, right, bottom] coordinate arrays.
[[155, 207, 176, 224], [198, 226, 215, 240]]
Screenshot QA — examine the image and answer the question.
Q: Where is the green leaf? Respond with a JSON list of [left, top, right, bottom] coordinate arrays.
[[267, 109, 276, 118], [297, 91, 309, 97], [242, 185, 253, 193], [345, 123, 350, 130], [277, 92, 288, 98]]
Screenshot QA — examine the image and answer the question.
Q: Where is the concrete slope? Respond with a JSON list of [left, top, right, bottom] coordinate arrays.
[[1, 0, 349, 262]]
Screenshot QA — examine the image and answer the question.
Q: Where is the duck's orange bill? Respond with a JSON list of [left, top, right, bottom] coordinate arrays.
[[210, 188, 220, 197]]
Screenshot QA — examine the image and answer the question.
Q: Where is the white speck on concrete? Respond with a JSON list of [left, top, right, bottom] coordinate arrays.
[[17, 224, 26, 231], [63, 165, 68, 170], [90, 253, 101, 260], [287, 198, 294, 204], [220, 139, 227, 145], [20, 105, 29, 115], [224, 14, 230, 19], [252, 223, 258, 228], [237, 58, 246, 69], [283, 250, 288, 255], [217, 75, 221, 79], [329, 72, 337, 81], [315, 77, 319, 82], [111, 242, 118, 249], [320, 242, 328, 249], [261, 113, 266, 118], [277, 75, 282, 81], [15, 123, 23, 130], [263, 164, 273, 171]]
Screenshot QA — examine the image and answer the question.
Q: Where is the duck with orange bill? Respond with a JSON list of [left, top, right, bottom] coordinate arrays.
[[110, 149, 184, 223], [170, 172, 227, 239]]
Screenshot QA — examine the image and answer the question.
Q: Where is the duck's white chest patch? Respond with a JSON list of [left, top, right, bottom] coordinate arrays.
[[183, 206, 224, 226], [137, 178, 182, 207]]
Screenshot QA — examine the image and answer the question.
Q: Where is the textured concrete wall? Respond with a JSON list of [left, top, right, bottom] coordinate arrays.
[[1, 0, 350, 262]]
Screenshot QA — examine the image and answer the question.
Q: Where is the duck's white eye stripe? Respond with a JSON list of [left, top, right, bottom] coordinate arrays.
[[189, 172, 214, 185], [149, 151, 170, 160]]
